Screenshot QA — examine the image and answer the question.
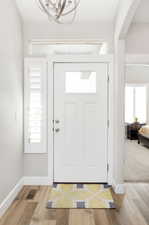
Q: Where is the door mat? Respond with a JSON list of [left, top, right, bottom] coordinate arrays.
[[47, 184, 115, 209]]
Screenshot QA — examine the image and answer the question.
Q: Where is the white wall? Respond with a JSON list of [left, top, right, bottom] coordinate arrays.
[[0, 1, 23, 204], [126, 23, 149, 54], [24, 154, 48, 176], [126, 65, 149, 83]]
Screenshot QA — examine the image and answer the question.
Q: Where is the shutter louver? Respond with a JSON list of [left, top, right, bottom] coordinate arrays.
[[29, 69, 41, 143], [24, 59, 47, 153]]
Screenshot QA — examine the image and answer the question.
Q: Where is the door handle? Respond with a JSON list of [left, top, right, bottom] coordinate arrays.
[[55, 128, 60, 133], [55, 120, 60, 124]]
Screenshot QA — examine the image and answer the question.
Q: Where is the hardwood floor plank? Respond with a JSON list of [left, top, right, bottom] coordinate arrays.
[[45, 209, 56, 221], [16, 186, 31, 200], [29, 186, 53, 225], [106, 210, 121, 225], [17, 202, 37, 225], [129, 184, 149, 224], [69, 209, 95, 225], [69, 209, 84, 225], [124, 140, 149, 182], [0, 200, 27, 225], [55, 209, 69, 225], [0, 200, 20, 225], [83, 209, 95, 225], [26, 190, 37, 200], [94, 209, 110, 225], [42, 221, 56, 225], [121, 194, 147, 225]]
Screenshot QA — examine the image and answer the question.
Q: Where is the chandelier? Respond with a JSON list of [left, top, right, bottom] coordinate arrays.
[[36, 0, 80, 24]]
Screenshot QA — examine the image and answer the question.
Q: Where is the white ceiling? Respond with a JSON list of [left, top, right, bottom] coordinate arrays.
[[15, 0, 120, 23], [134, 0, 149, 23]]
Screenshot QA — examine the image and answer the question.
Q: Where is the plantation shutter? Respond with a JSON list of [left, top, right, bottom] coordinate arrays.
[[24, 59, 47, 153]]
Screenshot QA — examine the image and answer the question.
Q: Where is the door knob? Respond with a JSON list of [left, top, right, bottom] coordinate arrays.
[[55, 128, 60, 133]]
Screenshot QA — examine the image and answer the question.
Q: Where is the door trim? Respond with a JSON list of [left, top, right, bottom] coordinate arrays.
[[48, 55, 114, 185]]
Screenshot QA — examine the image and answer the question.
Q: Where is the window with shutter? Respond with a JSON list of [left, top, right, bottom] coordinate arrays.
[[24, 59, 47, 153]]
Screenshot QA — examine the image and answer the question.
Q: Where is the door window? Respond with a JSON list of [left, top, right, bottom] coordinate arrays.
[[65, 71, 96, 93]]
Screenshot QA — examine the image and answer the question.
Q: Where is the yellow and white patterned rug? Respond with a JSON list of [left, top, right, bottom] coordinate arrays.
[[47, 184, 115, 209]]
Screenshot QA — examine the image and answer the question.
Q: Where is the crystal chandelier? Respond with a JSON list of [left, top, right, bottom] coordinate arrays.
[[36, 0, 80, 24]]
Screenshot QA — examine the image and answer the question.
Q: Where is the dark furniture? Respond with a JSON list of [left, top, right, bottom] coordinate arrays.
[[138, 133, 149, 148], [127, 123, 143, 140]]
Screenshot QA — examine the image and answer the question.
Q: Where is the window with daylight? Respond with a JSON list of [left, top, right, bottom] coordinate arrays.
[[125, 85, 147, 124], [65, 71, 96, 93], [24, 59, 47, 153]]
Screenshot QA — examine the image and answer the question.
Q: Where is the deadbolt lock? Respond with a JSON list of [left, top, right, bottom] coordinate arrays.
[[55, 128, 60, 132]]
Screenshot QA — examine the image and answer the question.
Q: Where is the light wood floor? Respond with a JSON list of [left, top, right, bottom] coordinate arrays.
[[1, 183, 149, 225], [124, 140, 149, 182]]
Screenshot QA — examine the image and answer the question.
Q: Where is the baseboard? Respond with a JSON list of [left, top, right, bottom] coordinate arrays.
[[0, 178, 24, 218], [112, 180, 125, 194], [23, 176, 50, 185]]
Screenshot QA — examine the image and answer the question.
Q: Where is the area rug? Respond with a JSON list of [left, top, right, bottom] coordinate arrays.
[[47, 184, 115, 209]]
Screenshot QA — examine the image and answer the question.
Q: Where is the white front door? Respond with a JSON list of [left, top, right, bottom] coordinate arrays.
[[54, 63, 108, 183]]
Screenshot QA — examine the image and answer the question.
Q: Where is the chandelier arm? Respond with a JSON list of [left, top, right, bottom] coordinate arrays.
[[61, 0, 80, 16], [48, 0, 58, 10], [56, 0, 67, 19], [48, 0, 56, 7], [58, 0, 62, 9], [66, 3, 77, 23], [43, 0, 58, 12], [55, 1, 77, 24], [38, 0, 54, 17], [36, 0, 47, 13]]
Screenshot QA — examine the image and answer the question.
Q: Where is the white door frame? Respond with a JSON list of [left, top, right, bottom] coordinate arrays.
[[48, 55, 114, 185]]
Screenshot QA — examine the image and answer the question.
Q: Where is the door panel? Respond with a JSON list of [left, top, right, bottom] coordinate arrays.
[[54, 63, 108, 183]]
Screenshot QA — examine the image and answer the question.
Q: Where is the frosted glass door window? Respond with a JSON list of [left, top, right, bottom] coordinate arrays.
[[65, 71, 96, 93]]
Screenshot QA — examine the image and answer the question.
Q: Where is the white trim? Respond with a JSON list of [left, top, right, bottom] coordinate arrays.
[[49, 54, 113, 63], [0, 178, 24, 218], [30, 39, 105, 45], [28, 39, 107, 56], [117, 0, 141, 39], [47, 54, 114, 185], [112, 180, 125, 194], [107, 61, 114, 185], [23, 176, 51, 186], [48, 59, 54, 184]]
